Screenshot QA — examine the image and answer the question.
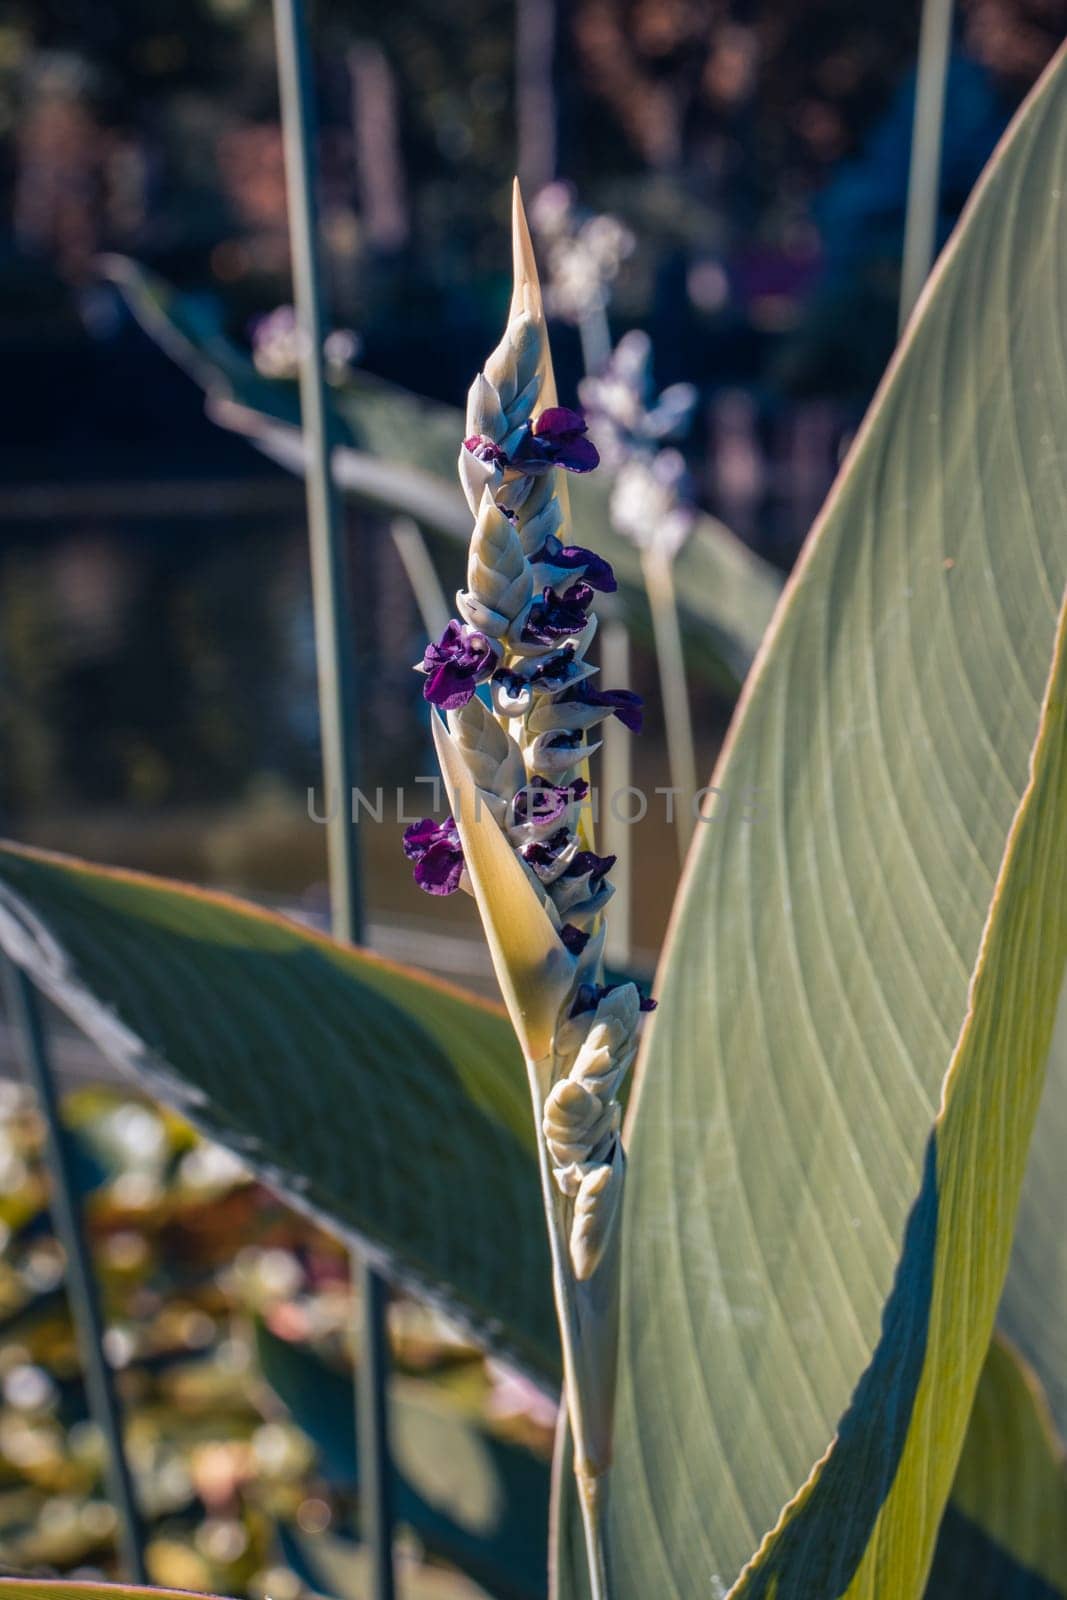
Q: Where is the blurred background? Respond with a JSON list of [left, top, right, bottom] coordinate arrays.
[[0, 1, 1062, 1592]]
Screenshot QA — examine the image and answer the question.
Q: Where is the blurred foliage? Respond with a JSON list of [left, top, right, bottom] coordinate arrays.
[[0, 1066, 554, 1596], [0, 0, 1060, 387], [0, 0, 1059, 850]]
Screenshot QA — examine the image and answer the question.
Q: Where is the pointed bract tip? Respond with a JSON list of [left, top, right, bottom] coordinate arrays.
[[509, 178, 543, 325]]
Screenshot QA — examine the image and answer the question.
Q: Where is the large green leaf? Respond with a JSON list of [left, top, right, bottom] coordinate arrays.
[[999, 980, 1067, 1442], [925, 1335, 1067, 1599], [0, 843, 556, 1379], [557, 43, 1067, 1600], [255, 1321, 548, 1600], [101, 257, 781, 689]]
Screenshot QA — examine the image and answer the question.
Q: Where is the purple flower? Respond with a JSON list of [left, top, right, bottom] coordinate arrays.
[[532, 534, 616, 594], [403, 816, 465, 896], [560, 924, 591, 956], [564, 850, 617, 892], [522, 583, 595, 645], [463, 435, 509, 469], [512, 407, 600, 475], [531, 646, 578, 685], [558, 682, 644, 734], [419, 620, 497, 710], [512, 775, 589, 829], [522, 827, 571, 869], [571, 982, 657, 1018]]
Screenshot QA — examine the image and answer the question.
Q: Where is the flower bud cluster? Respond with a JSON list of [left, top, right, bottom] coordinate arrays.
[[403, 219, 654, 1280]]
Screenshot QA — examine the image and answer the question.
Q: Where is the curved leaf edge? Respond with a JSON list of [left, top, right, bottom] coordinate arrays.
[[0, 841, 561, 1389], [726, 528, 1067, 1595]]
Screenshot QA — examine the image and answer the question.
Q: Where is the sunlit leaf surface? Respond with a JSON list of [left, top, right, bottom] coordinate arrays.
[[557, 44, 1067, 1600]]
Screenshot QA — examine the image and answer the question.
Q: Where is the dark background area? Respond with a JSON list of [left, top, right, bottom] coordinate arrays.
[[0, 0, 1060, 917]]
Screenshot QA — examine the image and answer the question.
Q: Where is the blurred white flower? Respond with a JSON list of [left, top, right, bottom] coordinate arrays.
[[580, 329, 697, 470], [529, 182, 635, 326], [610, 451, 697, 561], [250, 305, 362, 383]]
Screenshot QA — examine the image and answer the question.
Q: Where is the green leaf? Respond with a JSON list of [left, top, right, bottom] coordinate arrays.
[[1000, 982, 1067, 1443], [279, 1524, 492, 1599], [0, 843, 557, 1380], [925, 1335, 1067, 1599], [101, 257, 781, 690], [255, 1321, 549, 1600], [559, 44, 1067, 1600]]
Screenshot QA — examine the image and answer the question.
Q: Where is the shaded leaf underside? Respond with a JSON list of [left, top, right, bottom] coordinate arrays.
[[925, 1335, 1067, 1599]]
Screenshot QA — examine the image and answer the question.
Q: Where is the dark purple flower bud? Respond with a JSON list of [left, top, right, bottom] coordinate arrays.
[[560, 924, 591, 956], [522, 827, 571, 868], [512, 406, 600, 475], [419, 620, 497, 710], [492, 667, 529, 698], [532, 534, 616, 593], [522, 583, 595, 645], [403, 816, 465, 896], [512, 775, 589, 829], [564, 850, 617, 892], [558, 682, 644, 734], [521, 832, 572, 870], [570, 981, 657, 1018], [530, 646, 577, 685], [463, 435, 509, 469]]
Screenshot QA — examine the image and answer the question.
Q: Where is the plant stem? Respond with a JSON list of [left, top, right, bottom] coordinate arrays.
[[389, 515, 450, 641], [528, 1059, 611, 1600], [641, 547, 697, 867], [2, 960, 147, 1582], [272, 2, 395, 1593], [578, 306, 612, 377], [515, 0, 558, 197], [899, 0, 953, 333]]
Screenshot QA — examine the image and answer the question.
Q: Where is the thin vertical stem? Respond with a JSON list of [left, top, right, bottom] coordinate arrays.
[[641, 548, 697, 868], [389, 516, 450, 641], [272, 0, 361, 946], [528, 1065, 610, 1600], [599, 612, 632, 970], [516, 0, 558, 196], [578, 307, 612, 378], [271, 3, 395, 1595], [899, 0, 954, 333], [2, 961, 146, 1583]]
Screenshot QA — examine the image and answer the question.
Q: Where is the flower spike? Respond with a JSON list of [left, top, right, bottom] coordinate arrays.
[[403, 182, 654, 1568]]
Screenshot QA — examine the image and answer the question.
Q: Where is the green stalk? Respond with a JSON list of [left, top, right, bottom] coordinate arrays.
[[271, 2, 395, 1594], [899, 0, 954, 333], [527, 1057, 612, 1600], [641, 547, 697, 867], [2, 960, 147, 1582], [389, 515, 450, 641], [578, 305, 612, 379]]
